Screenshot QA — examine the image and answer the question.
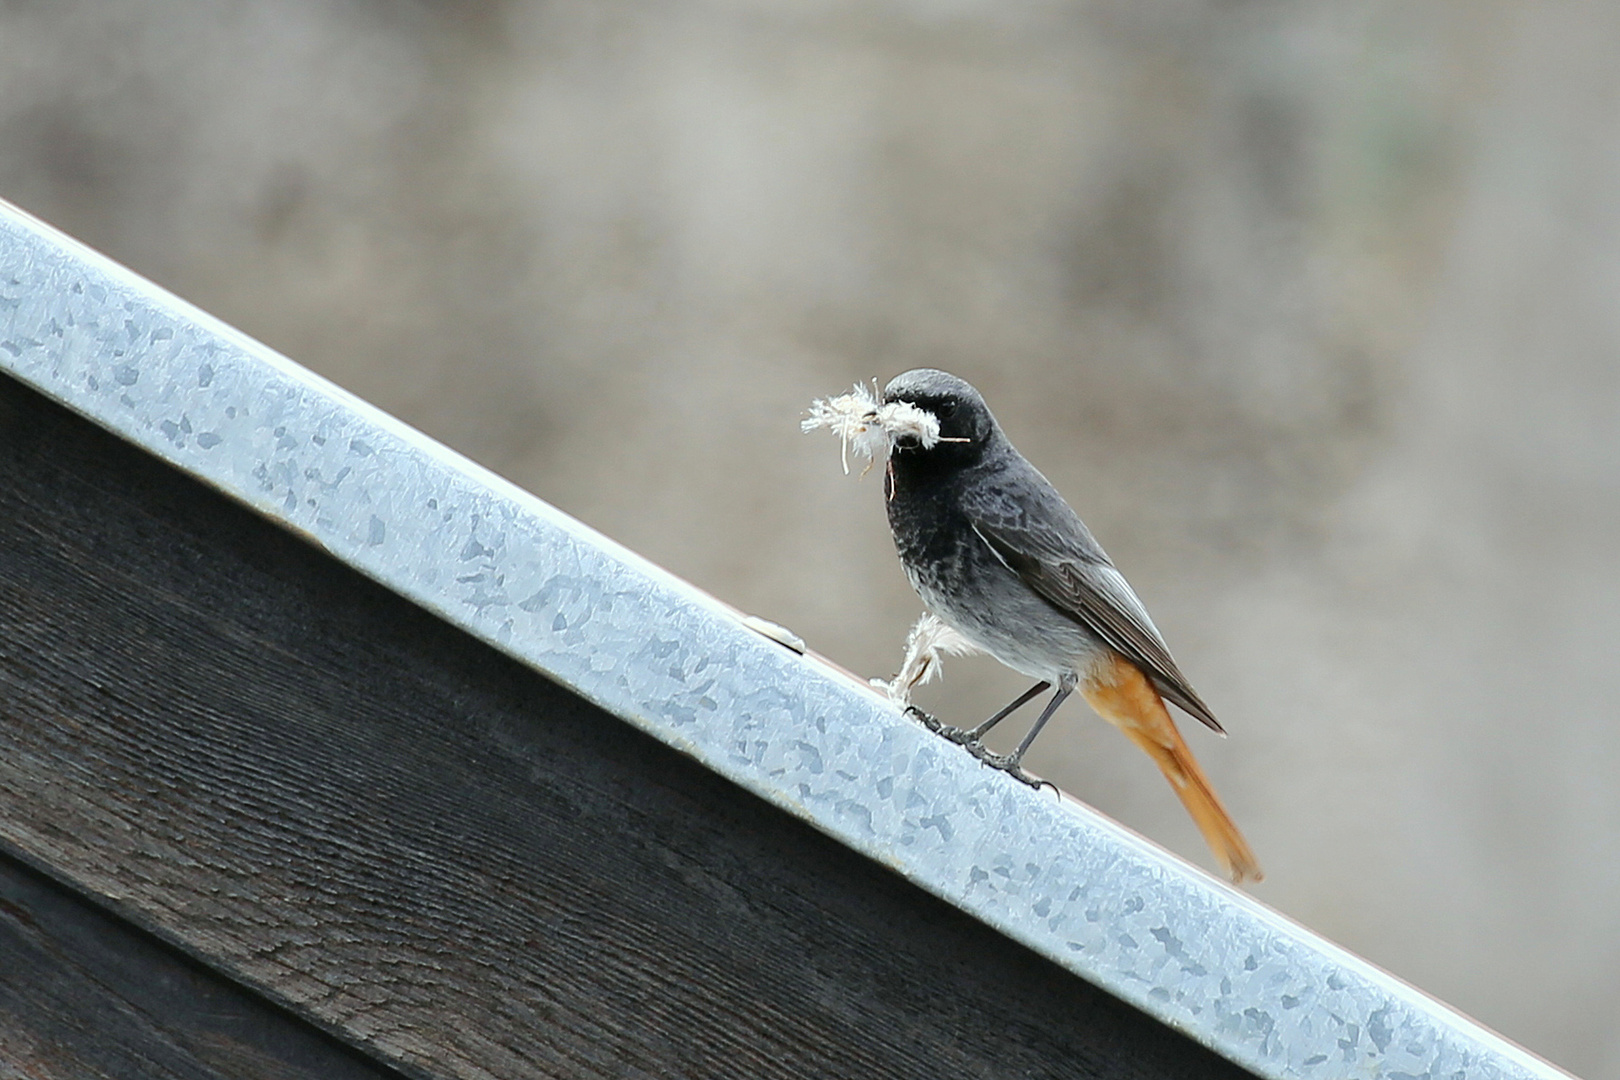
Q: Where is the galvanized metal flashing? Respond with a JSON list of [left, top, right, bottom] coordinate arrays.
[[0, 199, 1572, 1080]]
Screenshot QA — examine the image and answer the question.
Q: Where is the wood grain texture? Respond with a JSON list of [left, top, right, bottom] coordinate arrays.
[[0, 373, 1255, 1080], [0, 849, 402, 1080]]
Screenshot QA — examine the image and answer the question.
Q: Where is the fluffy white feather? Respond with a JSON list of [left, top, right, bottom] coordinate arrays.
[[802, 382, 942, 474], [871, 612, 981, 704]]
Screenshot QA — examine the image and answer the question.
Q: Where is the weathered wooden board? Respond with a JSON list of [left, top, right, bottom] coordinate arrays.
[[0, 849, 401, 1080], [0, 372, 1254, 1080]]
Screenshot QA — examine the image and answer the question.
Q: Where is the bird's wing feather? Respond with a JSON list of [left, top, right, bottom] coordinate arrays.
[[967, 487, 1224, 734]]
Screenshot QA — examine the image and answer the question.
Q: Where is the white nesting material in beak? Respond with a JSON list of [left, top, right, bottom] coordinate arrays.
[[802, 382, 942, 474]]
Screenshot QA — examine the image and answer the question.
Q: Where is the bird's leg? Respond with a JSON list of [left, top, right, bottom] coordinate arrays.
[[974, 677, 1074, 782], [940, 680, 1050, 745]]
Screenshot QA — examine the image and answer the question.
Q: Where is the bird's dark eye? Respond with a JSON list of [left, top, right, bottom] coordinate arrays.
[[937, 399, 959, 419]]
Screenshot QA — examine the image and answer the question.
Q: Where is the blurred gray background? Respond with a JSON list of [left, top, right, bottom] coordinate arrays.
[[3, 1, 1617, 1074]]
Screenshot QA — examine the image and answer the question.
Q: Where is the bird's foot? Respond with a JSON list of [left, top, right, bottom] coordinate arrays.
[[905, 707, 979, 745], [965, 744, 1057, 793], [903, 705, 945, 733], [907, 708, 1057, 792]]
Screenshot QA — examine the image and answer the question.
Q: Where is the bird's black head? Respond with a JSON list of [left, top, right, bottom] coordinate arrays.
[[881, 368, 998, 467]]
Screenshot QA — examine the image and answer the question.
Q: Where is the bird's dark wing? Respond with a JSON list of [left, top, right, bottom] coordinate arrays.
[[967, 487, 1224, 734]]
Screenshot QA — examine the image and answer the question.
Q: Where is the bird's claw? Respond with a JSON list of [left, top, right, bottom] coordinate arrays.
[[903, 705, 945, 733], [964, 743, 1056, 793], [907, 707, 1057, 793], [905, 707, 978, 745]]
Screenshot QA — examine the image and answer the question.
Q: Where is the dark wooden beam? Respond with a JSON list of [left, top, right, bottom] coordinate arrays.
[[0, 371, 1253, 1078], [0, 848, 403, 1080]]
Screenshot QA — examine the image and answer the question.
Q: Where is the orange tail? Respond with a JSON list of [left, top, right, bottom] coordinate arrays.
[[1080, 655, 1263, 884]]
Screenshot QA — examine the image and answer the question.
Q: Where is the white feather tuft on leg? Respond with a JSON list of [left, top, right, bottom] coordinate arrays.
[[871, 612, 981, 704]]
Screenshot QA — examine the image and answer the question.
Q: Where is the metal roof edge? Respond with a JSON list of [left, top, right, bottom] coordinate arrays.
[[0, 198, 1574, 1080]]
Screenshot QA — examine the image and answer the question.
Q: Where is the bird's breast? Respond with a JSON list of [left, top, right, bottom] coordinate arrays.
[[885, 475, 1102, 681]]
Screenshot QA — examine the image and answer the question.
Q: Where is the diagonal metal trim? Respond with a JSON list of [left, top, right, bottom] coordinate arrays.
[[0, 198, 1572, 1080]]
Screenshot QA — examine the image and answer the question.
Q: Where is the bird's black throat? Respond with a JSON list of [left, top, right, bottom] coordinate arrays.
[[884, 441, 987, 579]]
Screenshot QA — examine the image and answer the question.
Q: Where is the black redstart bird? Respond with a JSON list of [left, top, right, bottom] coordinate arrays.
[[878, 368, 1262, 883]]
